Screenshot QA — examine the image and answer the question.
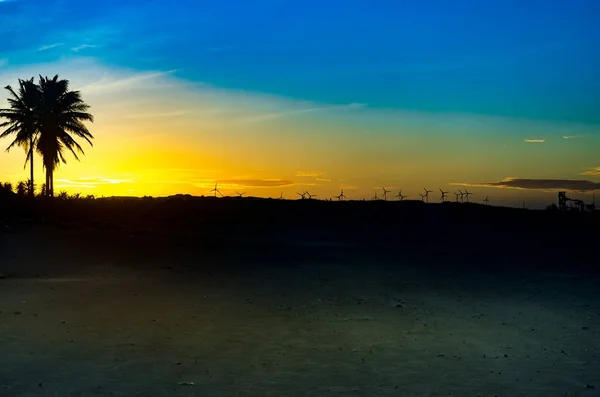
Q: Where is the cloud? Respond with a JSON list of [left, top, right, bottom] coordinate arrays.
[[581, 167, 600, 176], [124, 111, 188, 119], [75, 69, 179, 94], [71, 44, 99, 52], [524, 139, 546, 143], [55, 177, 136, 186], [451, 177, 600, 192], [562, 135, 581, 139], [295, 171, 332, 182], [216, 179, 294, 188], [239, 103, 366, 123], [37, 43, 64, 52], [296, 171, 323, 178]]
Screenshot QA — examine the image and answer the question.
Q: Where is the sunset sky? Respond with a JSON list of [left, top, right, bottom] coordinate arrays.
[[1, 0, 599, 208]]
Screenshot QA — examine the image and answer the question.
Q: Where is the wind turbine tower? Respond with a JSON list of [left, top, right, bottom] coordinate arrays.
[[439, 188, 449, 203], [210, 183, 222, 197], [464, 189, 473, 203], [423, 188, 432, 203], [336, 189, 347, 200], [382, 187, 390, 201], [305, 191, 317, 200]]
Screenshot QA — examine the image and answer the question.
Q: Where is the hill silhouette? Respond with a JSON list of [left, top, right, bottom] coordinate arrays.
[[2, 195, 598, 273]]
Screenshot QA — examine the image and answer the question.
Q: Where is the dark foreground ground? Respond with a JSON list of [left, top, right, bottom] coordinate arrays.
[[1, 197, 599, 396]]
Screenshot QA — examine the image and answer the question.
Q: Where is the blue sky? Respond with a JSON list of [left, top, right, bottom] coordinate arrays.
[[2, 0, 599, 121], [1, 0, 599, 206]]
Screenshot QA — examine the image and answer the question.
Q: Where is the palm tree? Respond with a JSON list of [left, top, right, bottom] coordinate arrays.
[[38, 183, 47, 198], [0, 78, 39, 198], [36, 75, 94, 197], [16, 181, 27, 197]]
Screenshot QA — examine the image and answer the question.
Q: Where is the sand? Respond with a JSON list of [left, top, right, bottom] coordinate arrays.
[[1, 228, 599, 397]]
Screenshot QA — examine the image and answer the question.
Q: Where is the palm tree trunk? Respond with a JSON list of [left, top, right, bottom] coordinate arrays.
[[49, 168, 54, 198], [29, 136, 34, 198], [45, 169, 49, 197]]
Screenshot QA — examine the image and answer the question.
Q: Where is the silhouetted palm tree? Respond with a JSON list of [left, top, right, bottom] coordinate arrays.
[[36, 75, 94, 197], [1, 75, 94, 198], [0, 78, 39, 198], [25, 179, 35, 196], [16, 181, 27, 197]]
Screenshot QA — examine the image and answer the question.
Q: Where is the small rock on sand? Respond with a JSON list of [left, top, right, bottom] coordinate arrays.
[[178, 382, 195, 386]]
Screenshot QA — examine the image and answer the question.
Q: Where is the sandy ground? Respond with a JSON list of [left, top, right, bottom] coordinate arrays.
[[1, 229, 599, 397]]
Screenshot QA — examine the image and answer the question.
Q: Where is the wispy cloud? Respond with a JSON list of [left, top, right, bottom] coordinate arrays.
[[76, 69, 178, 94], [56, 177, 136, 185], [216, 179, 294, 188], [452, 177, 600, 192], [37, 43, 64, 52], [124, 111, 188, 119], [296, 171, 323, 178], [581, 167, 600, 176], [562, 135, 581, 140], [524, 139, 546, 143], [239, 103, 366, 123], [71, 44, 98, 52], [54, 177, 136, 190], [295, 171, 332, 182]]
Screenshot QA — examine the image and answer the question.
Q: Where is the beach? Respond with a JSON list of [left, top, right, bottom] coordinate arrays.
[[1, 222, 599, 397]]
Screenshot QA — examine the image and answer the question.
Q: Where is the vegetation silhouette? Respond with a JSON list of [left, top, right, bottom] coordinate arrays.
[[0, 78, 39, 198], [0, 75, 94, 198]]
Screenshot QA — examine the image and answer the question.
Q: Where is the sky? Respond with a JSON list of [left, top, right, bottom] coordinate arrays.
[[1, 0, 599, 208]]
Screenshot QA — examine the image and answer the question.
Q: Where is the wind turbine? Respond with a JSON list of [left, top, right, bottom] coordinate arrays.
[[279, 192, 284, 200], [453, 191, 460, 202], [210, 182, 222, 197], [439, 188, 449, 203], [372, 191, 379, 201], [463, 189, 473, 203], [236, 191, 246, 198], [418, 192, 425, 202], [296, 192, 306, 200], [336, 189, 347, 200], [305, 191, 317, 199], [423, 188, 432, 203], [381, 187, 390, 201], [483, 196, 490, 205], [396, 190, 407, 201]]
